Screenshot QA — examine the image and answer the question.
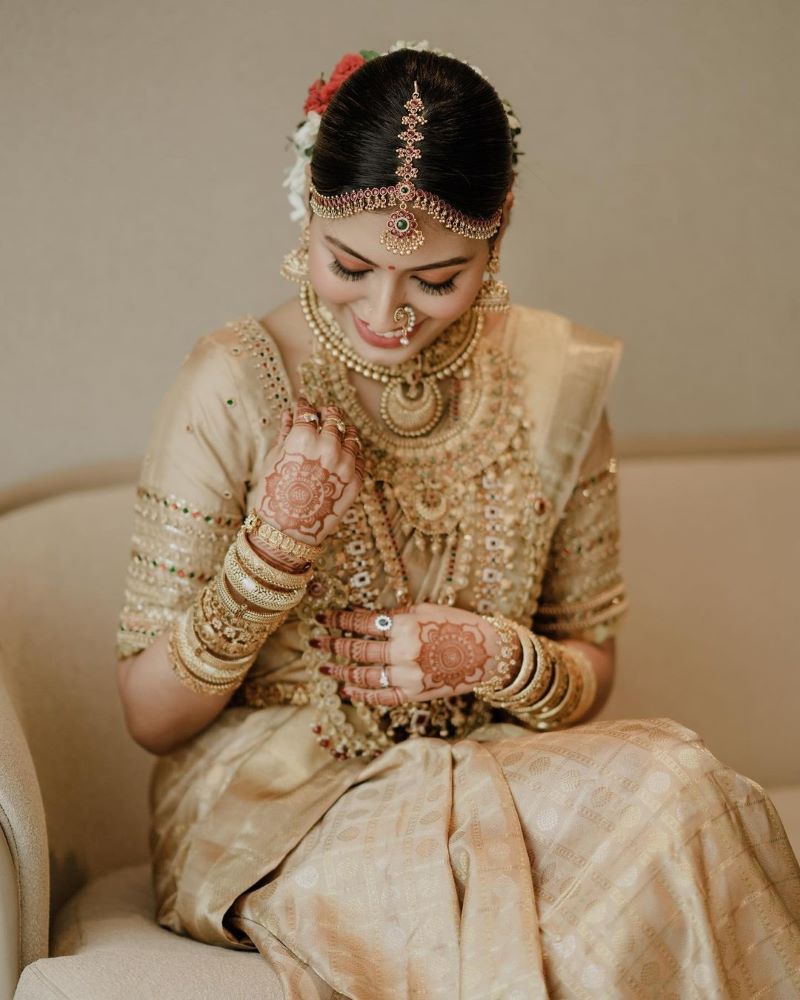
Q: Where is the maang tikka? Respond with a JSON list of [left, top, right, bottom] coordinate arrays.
[[308, 81, 503, 253]]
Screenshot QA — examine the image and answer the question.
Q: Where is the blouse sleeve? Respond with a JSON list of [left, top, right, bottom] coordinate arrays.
[[532, 408, 628, 643], [116, 330, 262, 660]]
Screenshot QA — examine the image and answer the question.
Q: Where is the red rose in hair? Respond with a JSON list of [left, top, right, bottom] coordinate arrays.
[[328, 52, 365, 88], [303, 78, 327, 115], [302, 52, 366, 117]]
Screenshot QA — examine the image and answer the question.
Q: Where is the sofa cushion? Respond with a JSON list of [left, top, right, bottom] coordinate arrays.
[[13, 865, 283, 1000]]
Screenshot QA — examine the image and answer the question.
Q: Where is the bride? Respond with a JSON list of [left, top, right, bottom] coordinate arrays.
[[116, 43, 800, 998]]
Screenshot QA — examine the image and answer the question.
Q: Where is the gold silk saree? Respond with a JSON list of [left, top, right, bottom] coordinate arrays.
[[118, 305, 800, 998]]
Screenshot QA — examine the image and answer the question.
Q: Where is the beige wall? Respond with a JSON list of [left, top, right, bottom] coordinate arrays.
[[1, 0, 798, 490]]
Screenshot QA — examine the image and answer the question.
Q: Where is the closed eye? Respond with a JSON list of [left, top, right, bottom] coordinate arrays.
[[415, 275, 457, 295], [328, 257, 458, 295], [328, 258, 369, 282]]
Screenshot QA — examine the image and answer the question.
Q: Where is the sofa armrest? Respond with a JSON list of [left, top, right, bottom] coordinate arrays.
[[0, 831, 20, 1000], [0, 662, 49, 994]]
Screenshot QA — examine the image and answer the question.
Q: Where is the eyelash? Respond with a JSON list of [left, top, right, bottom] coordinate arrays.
[[327, 258, 457, 296]]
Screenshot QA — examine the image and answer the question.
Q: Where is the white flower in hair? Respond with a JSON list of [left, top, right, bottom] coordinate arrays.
[[284, 110, 321, 221]]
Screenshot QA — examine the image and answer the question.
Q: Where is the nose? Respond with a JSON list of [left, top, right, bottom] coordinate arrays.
[[365, 278, 407, 334]]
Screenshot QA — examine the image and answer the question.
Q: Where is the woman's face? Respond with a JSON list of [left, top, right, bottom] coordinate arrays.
[[307, 209, 492, 366]]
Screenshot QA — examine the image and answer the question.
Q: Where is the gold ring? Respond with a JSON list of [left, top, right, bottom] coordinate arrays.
[[297, 412, 320, 426], [323, 417, 347, 435]]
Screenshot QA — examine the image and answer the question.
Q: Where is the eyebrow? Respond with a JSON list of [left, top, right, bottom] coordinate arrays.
[[325, 236, 471, 272]]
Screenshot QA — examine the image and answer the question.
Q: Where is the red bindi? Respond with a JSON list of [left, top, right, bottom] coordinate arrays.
[[387, 265, 396, 271]]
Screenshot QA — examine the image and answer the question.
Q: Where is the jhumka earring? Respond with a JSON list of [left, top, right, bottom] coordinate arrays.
[[473, 247, 510, 313], [280, 217, 310, 283]]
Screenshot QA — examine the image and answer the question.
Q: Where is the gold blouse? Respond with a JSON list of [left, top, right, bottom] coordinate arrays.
[[117, 303, 627, 700]]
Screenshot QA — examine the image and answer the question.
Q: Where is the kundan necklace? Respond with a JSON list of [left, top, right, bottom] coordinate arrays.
[[299, 282, 484, 437]]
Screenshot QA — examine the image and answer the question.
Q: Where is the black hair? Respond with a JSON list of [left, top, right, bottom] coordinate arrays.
[[311, 49, 514, 221]]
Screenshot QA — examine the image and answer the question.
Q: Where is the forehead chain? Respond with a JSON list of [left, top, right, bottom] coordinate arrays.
[[308, 80, 503, 253]]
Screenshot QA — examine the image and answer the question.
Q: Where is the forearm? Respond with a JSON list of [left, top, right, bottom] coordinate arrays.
[[558, 635, 615, 723], [117, 521, 314, 756], [117, 633, 236, 756], [476, 618, 616, 731]]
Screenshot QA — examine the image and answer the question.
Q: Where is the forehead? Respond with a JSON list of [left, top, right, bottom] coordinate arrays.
[[316, 211, 477, 266]]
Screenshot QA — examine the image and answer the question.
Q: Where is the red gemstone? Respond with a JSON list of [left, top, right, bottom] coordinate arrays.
[[319, 738, 330, 748], [311, 725, 322, 734]]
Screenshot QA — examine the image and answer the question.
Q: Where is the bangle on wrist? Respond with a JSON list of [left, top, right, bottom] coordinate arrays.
[[235, 527, 315, 588], [223, 548, 306, 612], [244, 509, 323, 564]]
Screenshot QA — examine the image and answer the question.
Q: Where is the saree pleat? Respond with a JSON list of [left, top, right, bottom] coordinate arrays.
[[149, 712, 800, 999]]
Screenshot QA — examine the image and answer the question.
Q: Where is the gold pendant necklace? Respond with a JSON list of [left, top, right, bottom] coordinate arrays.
[[299, 282, 483, 438]]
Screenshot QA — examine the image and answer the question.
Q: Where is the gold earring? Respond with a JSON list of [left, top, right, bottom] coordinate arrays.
[[280, 218, 310, 283], [473, 248, 510, 313]]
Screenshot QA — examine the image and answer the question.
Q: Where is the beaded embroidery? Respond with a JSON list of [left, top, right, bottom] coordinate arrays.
[[533, 460, 628, 642], [230, 315, 294, 417], [117, 487, 241, 659]]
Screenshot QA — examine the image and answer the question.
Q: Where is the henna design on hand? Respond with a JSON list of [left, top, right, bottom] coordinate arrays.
[[416, 621, 490, 694], [260, 452, 345, 537]]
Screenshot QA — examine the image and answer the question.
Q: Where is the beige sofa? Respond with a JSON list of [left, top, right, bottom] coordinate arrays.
[[1, 451, 799, 999]]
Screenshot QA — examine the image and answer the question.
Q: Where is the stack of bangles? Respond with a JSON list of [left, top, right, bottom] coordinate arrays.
[[167, 510, 321, 696], [475, 614, 598, 731]]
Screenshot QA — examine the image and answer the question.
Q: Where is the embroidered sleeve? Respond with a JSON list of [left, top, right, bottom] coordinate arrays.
[[116, 327, 266, 659], [533, 410, 628, 643]]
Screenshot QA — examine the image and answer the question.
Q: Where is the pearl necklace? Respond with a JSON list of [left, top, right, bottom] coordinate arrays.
[[299, 282, 484, 437]]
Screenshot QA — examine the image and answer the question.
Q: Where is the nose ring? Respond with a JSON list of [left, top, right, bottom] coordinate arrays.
[[393, 305, 417, 346]]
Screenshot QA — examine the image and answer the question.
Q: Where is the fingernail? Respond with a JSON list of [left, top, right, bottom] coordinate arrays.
[[320, 665, 331, 675], [309, 638, 320, 649], [314, 612, 326, 624]]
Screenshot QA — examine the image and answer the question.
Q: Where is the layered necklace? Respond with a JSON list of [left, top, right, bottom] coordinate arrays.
[[299, 281, 483, 438]]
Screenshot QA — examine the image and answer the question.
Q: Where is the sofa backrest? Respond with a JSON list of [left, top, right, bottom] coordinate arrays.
[[0, 451, 798, 914], [604, 451, 800, 787]]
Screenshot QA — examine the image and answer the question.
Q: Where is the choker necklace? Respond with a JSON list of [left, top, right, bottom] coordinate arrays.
[[299, 282, 484, 438]]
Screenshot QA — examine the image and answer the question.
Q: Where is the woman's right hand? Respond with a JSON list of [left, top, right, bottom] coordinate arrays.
[[254, 396, 365, 551]]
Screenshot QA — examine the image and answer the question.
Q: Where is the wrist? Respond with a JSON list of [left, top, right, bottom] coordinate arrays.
[[247, 534, 311, 574], [473, 614, 522, 698]]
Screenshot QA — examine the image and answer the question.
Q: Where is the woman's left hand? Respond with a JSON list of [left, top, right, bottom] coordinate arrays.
[[312, 603, 511, 707]]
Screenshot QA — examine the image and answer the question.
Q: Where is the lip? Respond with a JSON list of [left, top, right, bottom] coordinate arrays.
[[351, 311, 420, 350]]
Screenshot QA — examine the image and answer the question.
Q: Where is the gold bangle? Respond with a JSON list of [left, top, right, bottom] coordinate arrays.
[[524, 655, 569, 714], [244, 510, 323, 563], [498, 630, 554, 708], [474, 614, 521, 698], [176, 608, 254, 678], [223, 548, 306, 612], [215, 573, 288, 625], [235, 528, 315, 588], [536, 650, 597, 730], [193, 586, 264, 659], [168, 624, 243, 697]]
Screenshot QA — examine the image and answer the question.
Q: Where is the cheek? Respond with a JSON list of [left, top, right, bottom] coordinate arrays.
[[307, 244, 362, 304]]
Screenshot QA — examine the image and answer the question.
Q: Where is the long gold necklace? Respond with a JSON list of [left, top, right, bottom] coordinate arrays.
[[299, 281, 483, 437]]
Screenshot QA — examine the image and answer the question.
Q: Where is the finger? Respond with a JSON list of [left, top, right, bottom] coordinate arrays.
[[322, 663, 385, 688], [316, 609, 390, 637], [342, 686, 405, 708], [341, 433, 360, 459], [276, 409, 294, 446], [294, 396, 321, 431], [313, 636, 392, 663]]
